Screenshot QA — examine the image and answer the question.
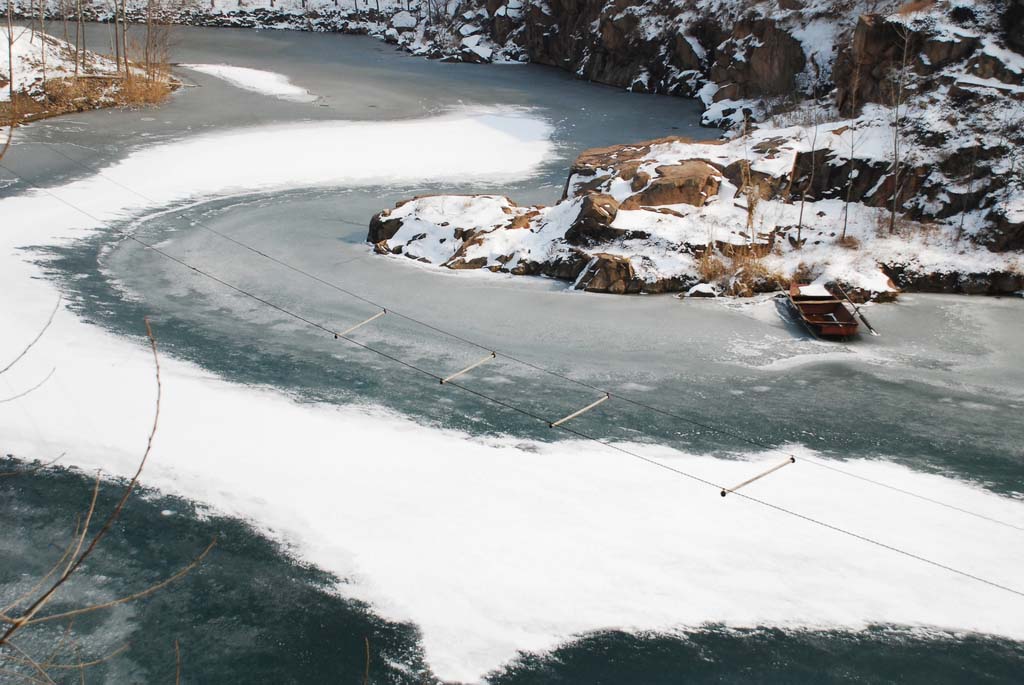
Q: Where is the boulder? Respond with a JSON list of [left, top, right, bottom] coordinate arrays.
[[966, 50, 1024, 86], [921, 34, 979, 71], [620, 161, 721, 208], [368, 211, 403, 243], [978, 210, 1024, 252], [575, 253, 644, 294], [564, 194, 623, 245], [882, 265, 1024, 294], [390, 10, 417, 31]]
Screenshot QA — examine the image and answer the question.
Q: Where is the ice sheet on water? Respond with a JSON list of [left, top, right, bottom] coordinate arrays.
[[1, 112, 1023, 683], [181, 63, 318, 102]]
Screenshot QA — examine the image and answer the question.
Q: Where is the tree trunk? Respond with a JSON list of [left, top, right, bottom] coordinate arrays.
[[39, 0, 47, 88], [145, 0, 153, 76], [120, 0, 129, 77], [73, 0, 80, 77], [3, 0, 16, 163], [113, 2, 121, 71], [888, 27, 910, 235]]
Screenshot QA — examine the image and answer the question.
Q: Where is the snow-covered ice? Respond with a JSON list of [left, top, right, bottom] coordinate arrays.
[[2, 109, 1024, 683], [180, 63, 317, 102]]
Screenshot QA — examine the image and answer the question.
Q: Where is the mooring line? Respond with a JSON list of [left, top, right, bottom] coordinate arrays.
[[721, 457, 796, 497], [440, 352, 495, 385], [4, 167, 1023, 600], [549, 393, 610, 428]]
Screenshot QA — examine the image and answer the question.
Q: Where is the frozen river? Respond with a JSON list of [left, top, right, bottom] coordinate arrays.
[[1, 25, 1023, 683]]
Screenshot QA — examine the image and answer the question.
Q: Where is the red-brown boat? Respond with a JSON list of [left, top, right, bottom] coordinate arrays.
[[787, 283, 859, 339]]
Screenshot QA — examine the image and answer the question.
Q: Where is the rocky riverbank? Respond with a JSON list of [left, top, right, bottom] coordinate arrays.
[[12, 1, 1021, 297], [367, 1, 1024, 297], [367, 128, 1022, 297]]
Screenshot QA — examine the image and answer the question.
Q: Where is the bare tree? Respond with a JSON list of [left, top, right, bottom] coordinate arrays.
[[956, 140, 977, 241], [120, 0, 129, 76], [841, 59, 864, 242], [886, 23, 912, 234], [37, 0, 46, 88], [3, 0, 20, 162], [73, 0, 83, 78], [738, 115, 759, 246], [795, 62, 824, 247], [109, 0, 121, 70]]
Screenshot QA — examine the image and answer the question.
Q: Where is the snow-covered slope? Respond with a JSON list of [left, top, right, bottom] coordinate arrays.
[[1, 25, 118, 102]]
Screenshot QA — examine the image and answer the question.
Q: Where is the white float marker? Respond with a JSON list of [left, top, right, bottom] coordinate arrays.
[[720, 456, 795, 497], [335, 309, 386, 339], [440, 351, 496, 385], [550, 393, 611, 428]]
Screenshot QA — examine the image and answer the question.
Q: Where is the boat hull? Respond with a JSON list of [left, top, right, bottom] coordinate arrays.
[[786, 284, 859, 340]]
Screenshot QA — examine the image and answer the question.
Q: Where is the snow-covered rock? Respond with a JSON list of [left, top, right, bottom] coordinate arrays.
[[369, 121, 1023, 297]]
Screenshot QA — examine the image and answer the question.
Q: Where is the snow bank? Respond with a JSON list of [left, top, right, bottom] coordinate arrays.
[[2, 111, 1024, 682], [180, 63, 317, 102], [0, 26, 118, 101]]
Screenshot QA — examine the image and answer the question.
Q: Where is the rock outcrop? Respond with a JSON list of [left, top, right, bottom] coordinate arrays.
[[366, 123, 1022, 297]]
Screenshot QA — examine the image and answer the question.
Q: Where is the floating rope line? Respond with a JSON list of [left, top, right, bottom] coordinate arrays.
[[550, 393, 610, 428], [10, 151, 1024, 535], [4, 167, 1024, 600], [335, 309, 386, 339], [440, 352, 495, 385], [721, 456, 796, 497]]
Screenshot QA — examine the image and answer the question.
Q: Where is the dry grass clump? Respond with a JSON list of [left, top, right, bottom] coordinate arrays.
[[836, 235, 861, 249], [897, 0, 935, 16], [790, 261, 818, 284], [0, 92, 47, 122], [697, 250, 727, 282], [695, 247, 783, 297], [726, 251, 780, 297], [2, 73, 173, 127], [117, 73, 174, 106]]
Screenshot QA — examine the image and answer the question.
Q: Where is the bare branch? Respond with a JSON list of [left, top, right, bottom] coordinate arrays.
[[0, 367, 56, 404], [1, 516, 83, 617], [0, 666, 50, 684], [40, 620, 76, 669], [0, 319, 160, 646], [2, 641, 56, 684], [0, 298, 61, 377], [40, 643, 129, 671], [25, 540, 216, 626]]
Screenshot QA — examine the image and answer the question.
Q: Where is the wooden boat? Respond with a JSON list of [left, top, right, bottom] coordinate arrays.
[[787, 283, 859, 339]]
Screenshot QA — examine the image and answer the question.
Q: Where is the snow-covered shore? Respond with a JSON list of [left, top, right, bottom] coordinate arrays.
[[369, 121, 1024, 297], [1, 26, 118, 101], [1, 25, 175, 125], [3, 109, 1024, 681]]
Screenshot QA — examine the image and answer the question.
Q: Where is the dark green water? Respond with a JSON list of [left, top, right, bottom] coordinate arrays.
[[6, 456, 1023, 683], [1, 457, 432, 684], [6, 459, 1024, 684]]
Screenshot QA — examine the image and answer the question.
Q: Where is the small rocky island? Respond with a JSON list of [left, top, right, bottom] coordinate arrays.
[[368, 2, 1024, 298]]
